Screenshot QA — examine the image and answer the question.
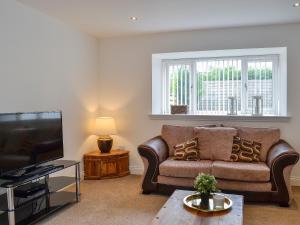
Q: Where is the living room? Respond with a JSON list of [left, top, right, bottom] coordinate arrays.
[[1, 0, 300, 224]]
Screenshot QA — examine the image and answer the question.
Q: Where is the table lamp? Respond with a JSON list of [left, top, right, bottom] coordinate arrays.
[[94, 117, 117, 153]]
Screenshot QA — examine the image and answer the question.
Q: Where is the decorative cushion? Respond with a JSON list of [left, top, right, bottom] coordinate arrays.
[[212, 161, 270, 182], [174, 138, 199, 161], [231, 136, 261, 162], [194, 127, 237, 161], [161, 124, 216, 156], [235, 126, 280, 162], [159, 158, 212, 178]]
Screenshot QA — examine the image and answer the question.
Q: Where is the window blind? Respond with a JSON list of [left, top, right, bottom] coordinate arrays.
[[164, 55, 277, 115]]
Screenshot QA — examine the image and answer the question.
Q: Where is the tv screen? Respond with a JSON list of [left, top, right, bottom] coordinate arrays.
[[0, 111, 63, 175]]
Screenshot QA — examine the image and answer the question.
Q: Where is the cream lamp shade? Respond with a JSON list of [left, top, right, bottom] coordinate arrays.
[[94, 117, 117, 136]]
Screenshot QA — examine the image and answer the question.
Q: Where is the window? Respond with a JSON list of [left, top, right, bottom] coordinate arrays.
[[152, 48, 287, 117]]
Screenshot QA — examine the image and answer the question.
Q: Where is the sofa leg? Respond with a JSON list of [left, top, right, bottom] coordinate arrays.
[[142, 190, 152, 194]]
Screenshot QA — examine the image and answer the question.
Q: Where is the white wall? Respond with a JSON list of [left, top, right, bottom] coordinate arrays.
[[98, 23, 300, 184], [0, 0, 99, 173], [1, 0, 300, 185]]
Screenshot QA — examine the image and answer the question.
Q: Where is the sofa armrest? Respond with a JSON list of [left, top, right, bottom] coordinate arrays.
[[137, 136, 169, 193], [267, 140, 299, 206]]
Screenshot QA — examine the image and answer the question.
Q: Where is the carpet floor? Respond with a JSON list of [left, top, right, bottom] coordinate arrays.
[[40, 175, 300, 225]]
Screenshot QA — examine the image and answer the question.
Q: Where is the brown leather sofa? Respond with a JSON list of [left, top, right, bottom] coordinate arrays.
[[138, 125, 299, 206]]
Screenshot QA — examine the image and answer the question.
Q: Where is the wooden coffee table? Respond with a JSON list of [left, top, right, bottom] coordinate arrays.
[[150, 190, 243, 225]]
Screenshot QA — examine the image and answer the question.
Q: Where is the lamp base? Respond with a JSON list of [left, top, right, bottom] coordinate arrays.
[[97, 136, 113, 153]]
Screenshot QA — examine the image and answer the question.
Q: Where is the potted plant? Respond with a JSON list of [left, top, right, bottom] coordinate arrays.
[[194, 173, 218, 209]]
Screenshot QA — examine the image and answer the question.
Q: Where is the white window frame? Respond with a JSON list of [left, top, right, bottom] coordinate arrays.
[[152, 47, 287, 118]]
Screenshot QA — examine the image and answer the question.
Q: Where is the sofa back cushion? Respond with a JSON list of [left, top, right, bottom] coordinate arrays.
[[161, 125, 195, 156], [194, 127, 237, 161], [235, 126, 280, 162], [161, 124, 217, 156]]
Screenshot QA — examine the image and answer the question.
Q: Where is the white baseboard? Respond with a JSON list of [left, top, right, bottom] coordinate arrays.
[[130, 166, 144, 175], [290, 176, 300, 186], [80, 171, 84, 181]]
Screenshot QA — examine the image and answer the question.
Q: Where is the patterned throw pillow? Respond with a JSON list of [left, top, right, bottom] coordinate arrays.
[[231, 136, 261, 162], [173, 138, 199, 161]]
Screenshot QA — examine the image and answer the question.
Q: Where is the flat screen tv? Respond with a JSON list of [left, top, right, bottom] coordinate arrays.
[[0, 111, 63, 176]]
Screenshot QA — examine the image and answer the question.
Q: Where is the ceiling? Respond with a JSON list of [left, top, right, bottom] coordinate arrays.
[[18, 0, 300, 38]]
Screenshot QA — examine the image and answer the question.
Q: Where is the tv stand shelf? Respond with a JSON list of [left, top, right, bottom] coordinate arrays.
[[0, 160, 80, 225]]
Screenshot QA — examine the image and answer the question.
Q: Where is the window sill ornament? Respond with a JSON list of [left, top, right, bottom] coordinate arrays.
[[171, 105, 188, 114], [252, 96, 263, 116], [227, 97, 237, 115]]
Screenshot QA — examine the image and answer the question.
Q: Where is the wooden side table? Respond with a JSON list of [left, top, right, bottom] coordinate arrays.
[[83, 150, 130, 180]]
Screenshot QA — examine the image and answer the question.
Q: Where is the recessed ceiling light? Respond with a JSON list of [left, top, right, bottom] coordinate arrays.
[[130, 16, 138, 21], [293, 2, 300, 7]]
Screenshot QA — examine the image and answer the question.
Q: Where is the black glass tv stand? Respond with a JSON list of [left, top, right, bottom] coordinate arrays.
[[2, 164, 63, 180], [0, 160, 80, 225]]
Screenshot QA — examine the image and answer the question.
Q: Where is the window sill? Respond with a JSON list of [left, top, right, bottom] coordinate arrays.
[[149, 114, 290, 122]]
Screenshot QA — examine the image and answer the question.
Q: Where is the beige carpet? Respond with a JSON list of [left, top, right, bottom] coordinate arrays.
[[40, 175, 300, 225]]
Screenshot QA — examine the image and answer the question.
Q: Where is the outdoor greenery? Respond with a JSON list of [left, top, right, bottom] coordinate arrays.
[[197, 67, 242, 81], [169, 66, 273, 103], [194, 173, 218, 195], [248, 67, 273, 80]]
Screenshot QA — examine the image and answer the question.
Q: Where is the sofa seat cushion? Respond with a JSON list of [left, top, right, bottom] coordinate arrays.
[[216, 179, 272, 192], [159, 158, 212, 178], [212, 161, 270, 182], [157, 175, 272, 192]]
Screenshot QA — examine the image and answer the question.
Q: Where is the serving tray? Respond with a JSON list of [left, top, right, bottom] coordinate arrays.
[[183, 194, 233, 213]]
